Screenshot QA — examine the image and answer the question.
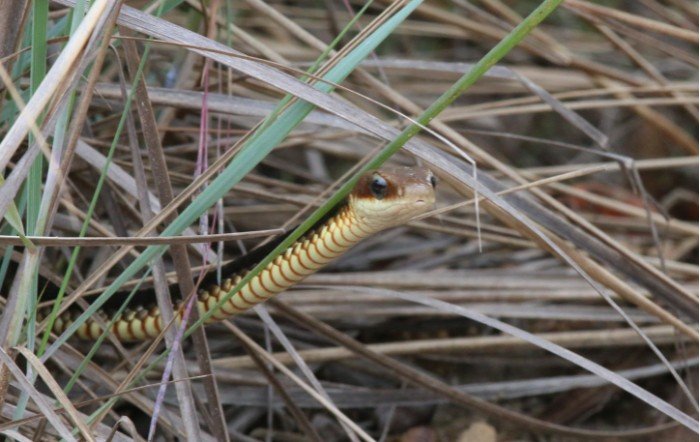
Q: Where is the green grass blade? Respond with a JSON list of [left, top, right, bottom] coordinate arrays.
[[183, 0, 567, 336], [42, 0, 424, 359], [85, 2, 565, 423], [39, 29, 154, 359]]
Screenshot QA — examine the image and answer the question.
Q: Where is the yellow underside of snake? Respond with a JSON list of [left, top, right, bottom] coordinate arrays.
[[51, 167, 436, 341]]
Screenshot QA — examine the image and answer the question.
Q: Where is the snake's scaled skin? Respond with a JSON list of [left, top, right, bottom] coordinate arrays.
[[52, 167, 437, 341]]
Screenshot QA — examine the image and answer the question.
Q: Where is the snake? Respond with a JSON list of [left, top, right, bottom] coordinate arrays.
[[49, 167, 437, 341]]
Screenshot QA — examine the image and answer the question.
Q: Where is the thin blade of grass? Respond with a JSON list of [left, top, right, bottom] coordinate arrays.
[[119, 24, 203, 441], [0, 347, 76, 441], [340, 285, 699, 432], [0, 0, 113, 172], [16, 347, 94, 441], [43, 0, 424, 358]]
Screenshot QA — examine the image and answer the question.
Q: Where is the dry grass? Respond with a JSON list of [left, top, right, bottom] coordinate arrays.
[[0, 0, 697, 440]]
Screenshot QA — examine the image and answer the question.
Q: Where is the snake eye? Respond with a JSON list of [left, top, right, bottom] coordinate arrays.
[[370, 174, 388, 199], [429, 174, 437, 188]]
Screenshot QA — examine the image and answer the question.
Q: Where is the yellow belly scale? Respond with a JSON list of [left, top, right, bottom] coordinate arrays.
[[53, 206, 375, 341]]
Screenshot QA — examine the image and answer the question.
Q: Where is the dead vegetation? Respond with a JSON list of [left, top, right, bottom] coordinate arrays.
[[0, 0, 697, 440]]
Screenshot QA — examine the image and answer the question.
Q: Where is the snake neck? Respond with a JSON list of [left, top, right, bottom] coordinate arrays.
[[201, 204, 378, 320], [65, 205, 380, 341]]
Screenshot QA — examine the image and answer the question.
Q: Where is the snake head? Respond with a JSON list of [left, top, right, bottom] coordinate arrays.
[[349, 166, 436, 231]]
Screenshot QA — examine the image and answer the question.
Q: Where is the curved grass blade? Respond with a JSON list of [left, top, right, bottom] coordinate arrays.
[[186, 0, 568, 337], [43, 0, 424, 358], [78, 0, 571, 427], [348, 285, 700, 433]]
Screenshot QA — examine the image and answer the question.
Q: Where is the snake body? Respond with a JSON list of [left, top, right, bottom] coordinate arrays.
[[51, 167, 436, 341]]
